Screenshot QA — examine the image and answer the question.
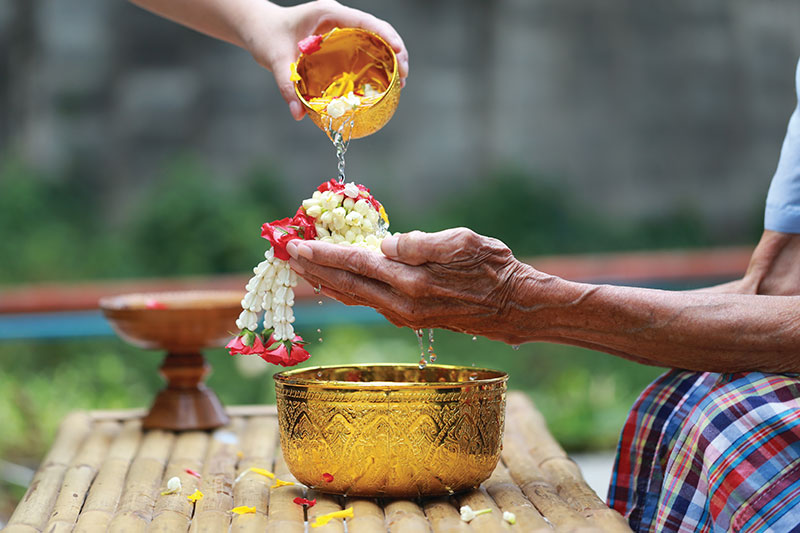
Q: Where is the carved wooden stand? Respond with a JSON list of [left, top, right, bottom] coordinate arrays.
[[100, 290, 241, 432], [143, 351, 229, 430]]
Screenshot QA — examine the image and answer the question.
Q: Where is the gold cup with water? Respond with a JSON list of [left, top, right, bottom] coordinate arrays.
[[293, 27, 401, 140]]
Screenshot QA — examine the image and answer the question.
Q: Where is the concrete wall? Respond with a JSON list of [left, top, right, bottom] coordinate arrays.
[[2, 0, 799, 236]]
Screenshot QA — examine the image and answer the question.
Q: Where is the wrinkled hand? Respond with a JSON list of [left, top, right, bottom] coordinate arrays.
[[242, 0, 408, 120], [286, 228, 527, 340]]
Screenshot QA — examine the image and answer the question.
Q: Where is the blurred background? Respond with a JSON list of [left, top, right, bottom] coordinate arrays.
[[2, 0, 800, 518]]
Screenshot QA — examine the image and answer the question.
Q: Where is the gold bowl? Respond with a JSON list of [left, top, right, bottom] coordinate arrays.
[[294, 27, 401, 140], [274, 364, 507, 498]]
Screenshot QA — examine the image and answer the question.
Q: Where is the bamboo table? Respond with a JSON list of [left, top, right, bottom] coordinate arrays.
[[3, 391, 632, 532]]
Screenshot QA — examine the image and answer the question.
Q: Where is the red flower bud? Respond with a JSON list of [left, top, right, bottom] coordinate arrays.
[[298, 34, 324, 55]]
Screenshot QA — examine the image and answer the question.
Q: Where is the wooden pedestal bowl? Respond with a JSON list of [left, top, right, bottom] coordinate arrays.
[[100, 290, 242, 431]]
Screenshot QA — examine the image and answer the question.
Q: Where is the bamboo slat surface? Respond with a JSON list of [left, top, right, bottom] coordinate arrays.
[[3, 392, 631, 532]]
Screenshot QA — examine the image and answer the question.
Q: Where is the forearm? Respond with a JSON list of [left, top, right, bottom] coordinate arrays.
[[128, 0, 279, 50], [503, 263, 800, 373]]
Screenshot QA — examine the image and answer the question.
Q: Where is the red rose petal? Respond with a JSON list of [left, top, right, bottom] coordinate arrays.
[[298, 34, 324, 55], [145, 299, 167, 309], [293, 497, 317, 508]]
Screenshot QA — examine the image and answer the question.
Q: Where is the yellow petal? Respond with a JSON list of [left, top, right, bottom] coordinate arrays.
[[311, 507, 354, 528], [379, 205, 389, 225], [231, 505, 256, 515], [187, 489, 204, 503], [290, 62, 301, 82], [271, 478, 295, 489], [249, 467, 275, 479]]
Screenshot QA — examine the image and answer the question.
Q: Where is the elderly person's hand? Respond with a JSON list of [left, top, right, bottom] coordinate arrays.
[[128, 0, 409, 120], [286, 228, 536, 342], [288, 227, 800, 372]]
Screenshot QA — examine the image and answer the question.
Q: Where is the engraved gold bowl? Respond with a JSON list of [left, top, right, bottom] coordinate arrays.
[[274, 364, 507, 498], [294, 27, 401, 140]]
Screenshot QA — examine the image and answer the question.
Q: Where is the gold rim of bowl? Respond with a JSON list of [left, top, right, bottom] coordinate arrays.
[[274, 363, 508, 390]]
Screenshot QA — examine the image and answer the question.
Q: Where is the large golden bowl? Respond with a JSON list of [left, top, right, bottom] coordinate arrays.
[[274, 364, 507, 498], [294, 27, 401, 140]]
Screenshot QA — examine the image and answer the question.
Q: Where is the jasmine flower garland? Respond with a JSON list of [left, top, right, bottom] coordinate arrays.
[[227, 179, 389, 367]]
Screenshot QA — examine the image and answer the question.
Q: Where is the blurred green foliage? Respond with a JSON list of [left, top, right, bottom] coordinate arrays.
[[0, 156, 762, 285]]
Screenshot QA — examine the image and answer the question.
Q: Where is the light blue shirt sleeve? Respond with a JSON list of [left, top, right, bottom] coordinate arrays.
[[765, 59, 800, 233]]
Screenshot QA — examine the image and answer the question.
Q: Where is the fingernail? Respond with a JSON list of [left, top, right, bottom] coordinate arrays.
[[296, 242, 313, 259], [382, 235, 399, 257], [286, 241, 298, 258], [289, 101, 303, 120], [289, 259, 304, 274]]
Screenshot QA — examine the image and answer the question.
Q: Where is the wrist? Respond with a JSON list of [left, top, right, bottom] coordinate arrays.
[[235, 0, 286, 66], [497, 261, 579, 344]]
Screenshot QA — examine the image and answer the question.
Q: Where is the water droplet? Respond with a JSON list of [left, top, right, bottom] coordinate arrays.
[[313, 284, 322, 294], [472, 335, 477, 341], [317, 371, 323, 378], [316, 328, 322, 333], [418, 359, 427, 370], [469, 372, 478, 381], [318, 338, 323, 343], [318, 300, 323, 306], [512, 345, 520, 351], [429, 353, 437, 363]]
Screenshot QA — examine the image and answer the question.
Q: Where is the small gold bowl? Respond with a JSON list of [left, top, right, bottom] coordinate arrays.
[[294, 27, 401, 140], [274, 364, 507, 498]]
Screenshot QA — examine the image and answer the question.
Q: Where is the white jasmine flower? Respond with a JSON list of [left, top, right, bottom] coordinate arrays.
[[236, 309, 258, 330], [366, 208, 379, 224], [345, 210, 364, 226], [242, 292, 261, 312], [343, 91, 361, 109], [343, 197, 355, 210], [354, 199, 370, 215], [343, 182, 360, 198], [326, 97, 347, 118], [320, 210, 333, 225], [168, 476, 181, 491], [306, 204, 322, 218], [503, 511, 516, 524], [302, 198, 319, 210], [362, 83, 380, 97], [459, 505, 492, 522]]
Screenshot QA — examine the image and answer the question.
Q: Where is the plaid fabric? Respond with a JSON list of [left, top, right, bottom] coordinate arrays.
[[608, 369, 800, 532]]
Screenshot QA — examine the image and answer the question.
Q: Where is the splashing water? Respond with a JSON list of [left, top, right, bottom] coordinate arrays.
[[427, 329, 437, 363], [415, 329, 427, 369]]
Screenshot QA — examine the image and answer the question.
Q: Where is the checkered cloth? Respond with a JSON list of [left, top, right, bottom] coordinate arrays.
[[608, 369, 800, 532]]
